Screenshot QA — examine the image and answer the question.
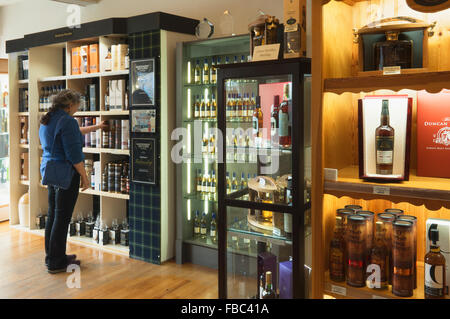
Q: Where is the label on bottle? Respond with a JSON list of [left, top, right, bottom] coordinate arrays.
[[425, 263, 444, 297], [271, 117, 277, 136], [376, 136, 394, 164], [201, 227, 207, 235], [194, 226, 200, 234], [253, 116, 259, 135], [210, 230, 216, 237], [279, 112, 289, 137]]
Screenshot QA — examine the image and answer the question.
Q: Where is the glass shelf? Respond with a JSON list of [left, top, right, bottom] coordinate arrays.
[[228, 217, 292, 246], [184, 193, 217, 203], [184, 83, 217, 88]]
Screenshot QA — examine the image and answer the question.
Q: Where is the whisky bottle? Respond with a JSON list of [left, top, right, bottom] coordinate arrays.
[[205, 96, 211, 118], [253, 96, 263, 144], [368, 221, 388, 289], [203, 59, 209, 84], [261, 271, 277, 299], [242, 93, 249, 121], [194, 60, 201, 84], [271, 95, 280, 143], [200, 95, 206, 118], [104, 48, 112, 72], [237, 93, 243, 120], [193, 210, 200, 239], [209, 134, 215, 155], [231, 93, 237, 119], [210, 212, 217, 244], [425, 228, 446, 299], [374, 31, 413, 71], [279, 84, 291, 148], [200, 212, 207, 240], [194, 95, 200, 118], [329, 216, 345, 282], [211, 170, 217, 197], [210, 94, 217, 118], [231, 172, 238, 193], [226, 93, 232, 120], [196, 169, 202, 194], [210, 57, 217, 84], [240, 172, 247, 191], [375, 100, 394, 175], [226, 172, 231, 194]]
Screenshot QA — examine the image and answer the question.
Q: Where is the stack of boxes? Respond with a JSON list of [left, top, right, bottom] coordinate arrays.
[[71, 44, 100, 75]]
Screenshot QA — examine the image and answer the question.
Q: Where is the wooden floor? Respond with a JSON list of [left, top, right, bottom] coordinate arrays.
[[0, 221, 218, 299]]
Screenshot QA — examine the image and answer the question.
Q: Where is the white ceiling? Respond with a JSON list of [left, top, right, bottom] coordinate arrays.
[[0, 0, 25, 6]]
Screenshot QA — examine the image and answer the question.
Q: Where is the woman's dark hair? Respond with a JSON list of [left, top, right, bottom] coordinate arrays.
[[40, 89, 81, 125]]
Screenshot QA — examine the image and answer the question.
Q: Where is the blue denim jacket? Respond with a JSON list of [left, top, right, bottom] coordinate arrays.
[[39, 109, 84, 178]]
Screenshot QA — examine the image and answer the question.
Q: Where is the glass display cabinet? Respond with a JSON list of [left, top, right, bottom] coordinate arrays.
[[217, 58, 312, 299], [176, 35, 251, 267]]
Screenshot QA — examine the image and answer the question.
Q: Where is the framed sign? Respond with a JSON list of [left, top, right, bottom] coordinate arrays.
[[132, 109, 156, 133], [130, 58, 155, 107], [132, 138, 156, 185], [358, 95, 412, 182], [406, 0, 450, 12]]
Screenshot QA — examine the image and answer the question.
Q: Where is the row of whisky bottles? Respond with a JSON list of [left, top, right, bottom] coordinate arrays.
[[195, 169, 256, 199], [192, 55, 248, 85], [329, 205, 446, 299], [39, 85, 65, 112]]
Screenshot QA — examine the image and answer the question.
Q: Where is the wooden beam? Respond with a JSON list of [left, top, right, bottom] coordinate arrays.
[[0, 59, 8, 74]]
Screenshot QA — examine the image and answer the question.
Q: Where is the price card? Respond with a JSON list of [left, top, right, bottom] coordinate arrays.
[[372, 295, 388, 299], [252, 44, 280, 62], [373, 186, 390, 195], [331, 285, 347, 296], [383, 66, 401, 75]]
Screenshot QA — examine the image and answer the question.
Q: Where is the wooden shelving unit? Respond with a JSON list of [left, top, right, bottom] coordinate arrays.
[[311, 0, 450, 299], [8, 34, 131, 249]]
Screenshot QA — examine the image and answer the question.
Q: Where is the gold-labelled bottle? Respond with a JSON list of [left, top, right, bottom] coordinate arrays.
[[425, 228, 446, 299], [210, 94, 217, 118], [392, 220, 414, 297], [261, 271, 277, 299], [252, 96, 263, 141], [203, 59, 209, 84], [210, 57, 217, 84], [375, 99, 395, 175], [194, 60, 201, 84], [368, 221, 389, 289], [329, 216, 345, 282]]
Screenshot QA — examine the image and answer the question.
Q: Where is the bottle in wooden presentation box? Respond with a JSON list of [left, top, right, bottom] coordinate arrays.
[[375, 99, 395, 175]]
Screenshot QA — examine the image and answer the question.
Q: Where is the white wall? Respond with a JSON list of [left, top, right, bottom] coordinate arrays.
[[0, 0, 286, 57]]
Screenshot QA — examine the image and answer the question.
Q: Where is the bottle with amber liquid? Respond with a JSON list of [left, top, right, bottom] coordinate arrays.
[[368, 221, 388, 290], [252, 96, 263, 145], [279, 84, 291, 148], [271, 95, 280, 145], [374, 31, 413, 71], [261, 271, 277, 299], [425, 228, 446, 299], [375, 99, 394, 175], [329, 216, 345, 282]]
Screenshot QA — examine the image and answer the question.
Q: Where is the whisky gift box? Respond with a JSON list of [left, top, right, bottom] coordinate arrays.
[[35, 215, 45, 229], [283, 0, 307, 59], [71, 47, 81, 75], [417, 90, 450, 178], [279, 259, 293, 299], [88, 83, 98, 112], [89, 44, 99, 73], [85, 221, 94, 238], [426, 218, 450, 296], [358, 95, 412, 181], [120, 228, 129, 246], [80, 45, 90, 74]]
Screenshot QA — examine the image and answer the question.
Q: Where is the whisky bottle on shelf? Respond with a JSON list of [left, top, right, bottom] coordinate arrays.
[[210, 57, 217, 84], [194, 95, 200, 118], [211, 94, 217, 118], [368, 221, 388, 289], [194, 60, 201, 84], [279, 84, 291, 148], [329, 216, 345, 282], [230, 93, 237, 120], [205, 96, 211, 118], [231, 172, 238, 193], [271, 95, 280, 144], [261, 271, 277, 299], [425, 228, 446, 299], [226, 172, 231, 194], [193, 210, 200, 239], [203, 59, 209, 84], [210, 212, 217, 244], [200, 95, 206, 118], [252, 96, 263, 147], [200, 212, 207, 240], [226, 93, 232, 120], [237, 93, 243, 121], [375, 100, 394, 175], [104, 48, 112, 72], [196, 169, 202, 195]]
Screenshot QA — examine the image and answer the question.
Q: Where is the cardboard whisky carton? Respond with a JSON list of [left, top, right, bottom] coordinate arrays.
[[417, 90, 450, 178], [115, 79, 126, 110], [283, 0, 307, 59], [89, 44, 99, 73], [109, 80, 117, 110], [118, 44, 128, 71], [111, 44, 120, 72], [71, 47, 81, 75], [80, 45, 90, 74]]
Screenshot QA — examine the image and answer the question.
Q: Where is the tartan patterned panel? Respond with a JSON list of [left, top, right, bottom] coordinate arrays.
[[128, 30, 162, 264]]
